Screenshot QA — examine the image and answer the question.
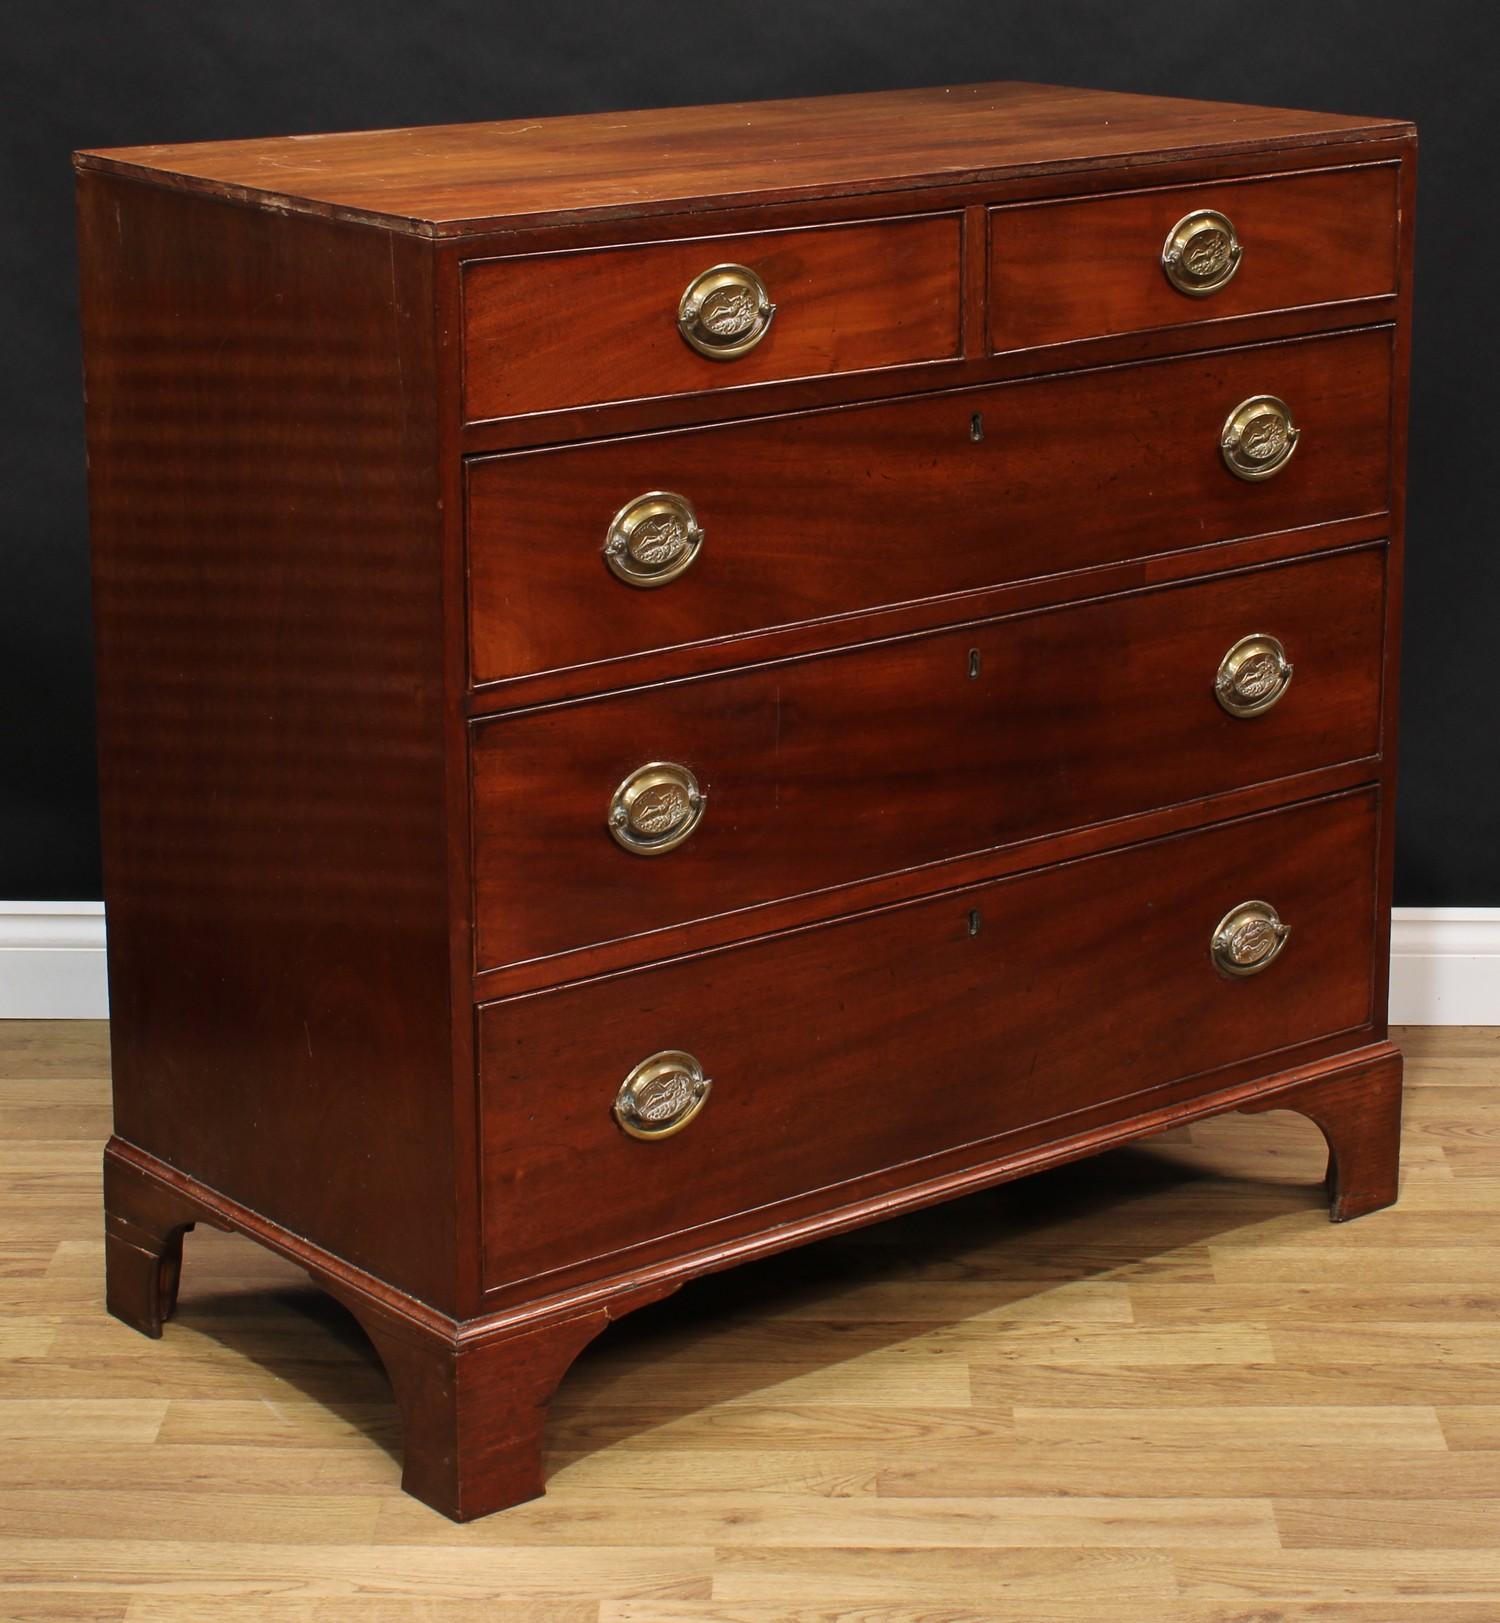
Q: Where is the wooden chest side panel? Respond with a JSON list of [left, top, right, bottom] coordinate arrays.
[[472, 545, 1385, 970], [78, 175, 461, 1306], [477, 789, 1378, 1291]]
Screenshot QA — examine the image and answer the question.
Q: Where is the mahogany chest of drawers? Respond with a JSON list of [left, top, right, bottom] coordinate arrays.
[[76, 81, 1416, 1520]]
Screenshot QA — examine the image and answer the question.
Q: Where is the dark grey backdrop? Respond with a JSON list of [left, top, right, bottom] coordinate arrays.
[[4, 1, 1494, 902]]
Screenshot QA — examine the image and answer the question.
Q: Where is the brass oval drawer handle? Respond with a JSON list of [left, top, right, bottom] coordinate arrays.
[[1211, 900, 1291, 978], [1215, 633, 1293, 718], [605, 490, 703, 588], [613, 1049, 712, 1140], [1162, 208, 1243, 297], [1221, 394, 1300, 481], [608, 761, 705, 856], [677, 263, 776, 359]]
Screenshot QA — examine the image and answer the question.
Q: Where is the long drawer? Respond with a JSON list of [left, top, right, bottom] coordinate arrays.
[[471, 545, 1385, 970], [477, 788, 1379, 1290], [466, 326, 1391, 686]]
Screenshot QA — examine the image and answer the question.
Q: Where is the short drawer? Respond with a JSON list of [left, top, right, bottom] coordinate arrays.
[[477, 788, 1378, 1290], [461, 212, 962, 422], [990, 164, 1398, 351], [471, 545, 1385, 970], [467, 326, 1391, 686]]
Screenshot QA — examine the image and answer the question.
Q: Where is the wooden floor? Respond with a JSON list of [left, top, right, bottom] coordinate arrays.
[[1, 1024, 1497, 1620]]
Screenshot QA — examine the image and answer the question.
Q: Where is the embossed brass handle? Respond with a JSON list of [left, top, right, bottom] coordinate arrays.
[[613, 1049, 712, 1140], [605, 491, 703, 588], [1215, 633, 1294, 718], [1211, 900, 1291, 978], [677, 263, 776, 359], [1221, 395, 1300, 481], [1162, 208, 1243, 297], [608, 762, 705, 856]]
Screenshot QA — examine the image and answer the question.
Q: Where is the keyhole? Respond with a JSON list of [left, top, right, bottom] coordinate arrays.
[[968, 648, 981, 679], [970, 412, 985, 443], [968, 907, 982, 937]]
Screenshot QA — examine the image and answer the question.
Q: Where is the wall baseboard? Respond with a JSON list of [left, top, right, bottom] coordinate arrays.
[[1, 903, 1497, 1025], [0, 903, 109, 1019], [1387, 907, 1500, 1027]]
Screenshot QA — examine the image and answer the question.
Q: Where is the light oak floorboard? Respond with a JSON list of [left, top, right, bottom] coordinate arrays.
[[0, 1021, 1495, 1617]]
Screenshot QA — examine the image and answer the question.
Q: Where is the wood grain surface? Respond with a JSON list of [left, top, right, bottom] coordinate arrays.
[[76, 174, 465, 1308], [446, 135, 1411, 465], [990, 161, 1399, 351], [462, 212, 961, 421], [73, 81, 1412, 235], [466, 327, 1392, 687], [471, 546, 1385, 970], [4, 1020, 1495, 1616], [477, 790, 1380, 1291]]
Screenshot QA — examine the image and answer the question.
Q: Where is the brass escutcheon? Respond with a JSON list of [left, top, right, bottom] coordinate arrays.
[[605, 490, 703, 588], [1215, 633, 1294, 718], [613, 1049, 712, 1140], [1211, 900, 1291, 978], [1162, 208, 1243, 296], [1221, 394, 1300, 481], [677, 263, 775, 359], [608, 761, 705, 856]]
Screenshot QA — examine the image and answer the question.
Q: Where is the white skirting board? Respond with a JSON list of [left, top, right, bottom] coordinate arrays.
[[1386, 908, 1500, 1027], [0, 903, 109, 1019], [0, 902, 1497, 1024]]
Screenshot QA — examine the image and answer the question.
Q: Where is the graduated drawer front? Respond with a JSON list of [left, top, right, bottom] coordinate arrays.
[[990, 164, 1398, 351], [472, 545, 1384, 970], [477, 789, 1379, 1290], [461, 213, 962, 422], [467, 327, 1391, 686]]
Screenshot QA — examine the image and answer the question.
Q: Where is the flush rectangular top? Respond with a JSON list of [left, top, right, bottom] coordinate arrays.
[[72, 80, 1413, 238]]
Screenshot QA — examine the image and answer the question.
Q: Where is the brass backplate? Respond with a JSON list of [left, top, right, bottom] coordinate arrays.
[[608, 761, 705, 856], [1162, 208, 1243, 297], [613, 1049, 712, 1140], [1216, 632, 1294, 718], [1221, 394, 1300, 481], [677, 263, 776, 359], [1211, 899, 1291, 978], [605, 490, 703, 588]]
